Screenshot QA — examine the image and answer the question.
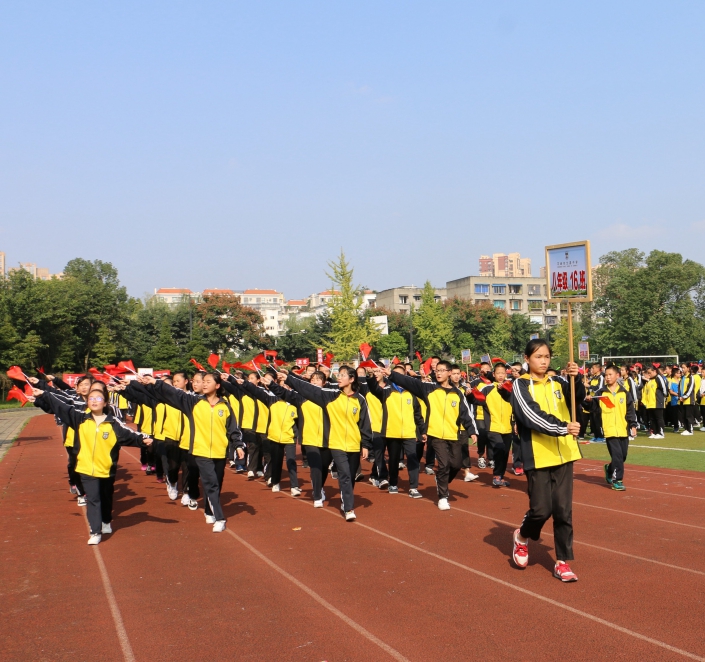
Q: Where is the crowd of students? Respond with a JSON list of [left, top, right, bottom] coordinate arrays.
[[20, 340, 688, 584]]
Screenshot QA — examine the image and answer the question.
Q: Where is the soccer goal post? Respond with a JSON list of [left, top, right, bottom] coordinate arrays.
[[601, 355, 679, 366]]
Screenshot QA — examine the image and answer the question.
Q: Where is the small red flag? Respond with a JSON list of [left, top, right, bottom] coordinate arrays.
[[391, 356, 400, 365], [359, 343, 372, 360], [6, 366, 27, 382], [358, 360, 378, 369], [117, 360, 137, 374], [37, 366, 46, 375], [8, 385, 29, 406], [264, 350, 278, 359], [422, 358, 433, 376], [23, 383, 34, 396], [471, 387, 487, 402], [252, 354, 268, 366], [323, 353, 334, 368], [594, 395, 615, 409], [415, 351, 423, 363], [207, 353, 220, 369], [189, 358, 207, 372], [491, 357, 506, 364], [500, 380, 513, 393], [241, 360, 259, 372]]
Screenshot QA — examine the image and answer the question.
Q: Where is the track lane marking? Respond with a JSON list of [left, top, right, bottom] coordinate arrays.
[[283, 491, 705, 661], [577, 461, 705, 481], [81, 512, 136, 662], [224, 528, 410, 662]]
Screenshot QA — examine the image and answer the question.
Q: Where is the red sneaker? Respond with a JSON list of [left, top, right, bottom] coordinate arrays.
[[553, 562, 578, 582], [512, 529, 529, 568], [514, 467, 524, 476]]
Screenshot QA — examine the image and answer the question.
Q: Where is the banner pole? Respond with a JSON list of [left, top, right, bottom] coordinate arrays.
[[567, 301, 577, 434]]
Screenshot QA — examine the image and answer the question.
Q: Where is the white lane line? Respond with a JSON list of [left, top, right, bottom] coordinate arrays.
[[224, 528, 410, 662], [81, 512, 136, 662], [578, 461, 705, 481], [573, 501, 705, 530], [630, 445, 705, 453], [284, 493, 705, 662]]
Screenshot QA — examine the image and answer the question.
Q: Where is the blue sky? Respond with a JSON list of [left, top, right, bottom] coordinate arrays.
[[1, 2, 703, 299]]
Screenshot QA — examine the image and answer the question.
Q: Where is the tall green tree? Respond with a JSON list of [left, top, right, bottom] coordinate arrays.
[[373, 331, 409, 360], [91, 326, 117, 366], [146, 318, 182, 371], [322, 250, 380, 360], [196, 293, 269, 355], [413, 281, 453, 355]]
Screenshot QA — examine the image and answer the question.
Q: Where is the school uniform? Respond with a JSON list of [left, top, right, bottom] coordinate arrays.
[[587, 373, 605, 438], [642, 374, 667, 436], [286, 374, 372, 513], [388, 372, 477, 502], [511, 374, 585, 561], [479, 381, 514, 478], [591, 384, 637, 483]]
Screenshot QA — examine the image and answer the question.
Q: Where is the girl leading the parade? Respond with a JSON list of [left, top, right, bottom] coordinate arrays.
[[510, 339, 583, 582]]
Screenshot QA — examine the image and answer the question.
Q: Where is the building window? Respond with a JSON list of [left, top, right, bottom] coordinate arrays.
[[399, 295, 408, 305], [474, 284, 489, 295], [510, 300, 522, 310], [545, 316, 558, 326], [413, 295, 421, 301], [528, 284, 541, 296], [528, 300, 543, 311], [493, 300, 506, 309], [509, 284, 522, 294], [493, 285, 506, 295], [434, 296, 441, 302]]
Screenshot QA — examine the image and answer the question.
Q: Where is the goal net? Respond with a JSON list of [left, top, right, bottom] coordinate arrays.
[[601, 355, 680, 367]]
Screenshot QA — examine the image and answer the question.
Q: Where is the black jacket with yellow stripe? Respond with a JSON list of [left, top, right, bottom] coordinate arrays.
[[360, 376, 425, 440], [387, 372, 478, 440], [238, 378, 299, 445], [33, 383, 88, 448], [590, 384, 637, 438], [286, 374, 372, 452], [268, 380, 325, 448], [511, 374, 585, 470], [148, 380, 243, 459], [37, 391, 148, 478]]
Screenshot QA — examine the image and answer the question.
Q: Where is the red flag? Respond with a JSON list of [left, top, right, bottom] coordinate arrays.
[[359, 343, 372, 360], [391, 356, 400, 365], [23, 383, 34, 396], [7, 385, 28, 406], [104, 365, 126, 377], [241, 360, 259, 372], [500, 380, 513, 393], [594, 395, 615, 409], [358, 360, 378, 369], [189, 358, 207, 372], [89, 369, 111, 384], [117, 360, 137, 374], [252, 354, 268, 366], [207, 353, 220, 369], [153, 369, 171, 378], [222, 361, 232, 372], [491, 357, 506, 364], [421, 358, 433, 376], [264, 350, 278, 358], [292, 367, 304, 375], [6, 366, 27, 382], [415, 351, 423, 363], [323, 353, 334, 368], [274, 359, 286, 367], [471, 387, 487, 402], [37, 366, 46, 375]]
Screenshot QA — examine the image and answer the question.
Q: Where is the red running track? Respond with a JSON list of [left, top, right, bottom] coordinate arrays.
[[1, 414, 704, 661]]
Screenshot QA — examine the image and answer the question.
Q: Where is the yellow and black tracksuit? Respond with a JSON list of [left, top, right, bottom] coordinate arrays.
[[269, 380, 328, 501], [480, 381, 514, 479], [37, 391, 149, 536], [222, 378, 270, 478], [363, 387, 388, 483], [363, 375, 425, 490], [642, 374, 668, 436], [680, 373, 697, 432], [286, 374, 372, 513], [124, 382, 163, 476], [591, 384, 637, 483], [149, 380, 243, 523], [240, 379, 300, 490], [388, 371, 477, 501], [468, 376, 493, 463], [511, 374, 585, 561], [587, 372, 605, 439]]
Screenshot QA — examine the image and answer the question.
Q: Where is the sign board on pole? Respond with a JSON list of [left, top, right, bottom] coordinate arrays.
[[530, 333, 540, 340], [578, 342, 590, 361], [153, 369, 171, 379], [316, 348, 324, 364], [545, 240, 593, 302], [370, 315, 389, 335], [61, 373, 85, 387], [138, 368, 154, 376], [331, 362, 340, 375], [461, 349, 472, 365], [295, 358, 310, 368], [480, 354, 491, 364]]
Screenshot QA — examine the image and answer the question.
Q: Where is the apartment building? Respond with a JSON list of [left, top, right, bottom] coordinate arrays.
[[7, 261, 63, 280], [239, 289, 286, 336], [0, 252, 5, 275], [445, 275, 566, 328], [153, 288, 201, 306], [479, 252, 532, 278], [375, 285, 447, 313]]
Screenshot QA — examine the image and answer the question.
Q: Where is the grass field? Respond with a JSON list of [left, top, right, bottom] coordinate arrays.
[[581, 429, 705, 472], [0, 401, 26, 410]]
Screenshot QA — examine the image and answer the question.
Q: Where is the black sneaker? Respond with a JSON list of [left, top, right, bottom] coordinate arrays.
[[408, 488, 422, 499], [388, 485, 399, 494]]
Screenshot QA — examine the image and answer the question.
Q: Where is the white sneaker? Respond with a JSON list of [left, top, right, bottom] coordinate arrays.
[[654, 434, 665, 439], [291, 487, 301, 496], [188, 499, 198, 511], [272, 484, 280, 493], [313, 499, 323, 508], [424, 466, 435, 475], [212, 520, 226, 532], [77, 496, 87, 507], [369, 478, 380, 488], [87, 534, 101, 545], [682, 431, 694, 436], [181, 493, 190, 506], [648, 434, 657, 439], [205, 514, 216, 524], [464, 472, 479, 482], [438, 498, 450, 511], [398, 462, 405, 470], [101, 522, 112, 534], [700, 427, 705, 432], [320, 488, 326, 502], [477, 457, 487, 469], [167, 484, 178, 501], [379, 479, 389, 489], [345, 510, 356, 521], [256, 471, 264, 477], [247, 470, 255, 479]]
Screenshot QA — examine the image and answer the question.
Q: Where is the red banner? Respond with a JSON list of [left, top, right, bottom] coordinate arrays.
[[61, 373, 85, 387], [296, 358, 310, 368]]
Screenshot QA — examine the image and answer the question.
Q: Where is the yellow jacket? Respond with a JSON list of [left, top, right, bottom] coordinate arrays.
[[592, 384, 637, 438], [480, 382, 514, 434], [362, 376, 424, 440]]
